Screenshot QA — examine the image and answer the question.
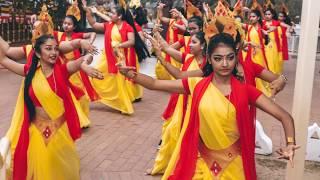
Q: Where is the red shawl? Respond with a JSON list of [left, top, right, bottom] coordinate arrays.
[[104, 23, 119, 74], [165, 19, 184, 62], [13, 63, 82, 180], [162, 55, 206, 120], [263, 20, 281, 52], [59, 32, 100, 101], [281, 26, 289, 60], [247, 25, 269, 70], [169, 74, 257, 180]]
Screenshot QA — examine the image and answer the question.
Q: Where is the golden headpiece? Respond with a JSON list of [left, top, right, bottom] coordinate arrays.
[[214, 0, 233, 17], [263, 0, 274, 11], [66, 0, 81, 21], [32, 4, 54, 44], [279, 2, 289, 15], [204, 16, 237, 43], [232, 0, 243, 18], [129, 0, 141, 8], [250, 0, 264, 18], [119, 0, 127, 9], [204, 1, 244, 44], [186, 0, 202, 19]]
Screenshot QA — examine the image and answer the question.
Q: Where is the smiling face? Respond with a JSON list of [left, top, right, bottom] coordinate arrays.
[[209, 43, 236, 77], [36, 38, 59, 65], [62, 17, 75, 33]]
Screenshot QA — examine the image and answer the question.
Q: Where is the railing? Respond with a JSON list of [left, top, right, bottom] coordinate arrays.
[[0, 15, 33, 45]]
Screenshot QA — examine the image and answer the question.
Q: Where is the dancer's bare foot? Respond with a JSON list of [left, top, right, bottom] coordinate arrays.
[[144, 168, 152, 175]]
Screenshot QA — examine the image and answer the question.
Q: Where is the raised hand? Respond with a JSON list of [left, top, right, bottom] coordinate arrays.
[[81, 55, 104, 80], [276, 144, 300, 168]]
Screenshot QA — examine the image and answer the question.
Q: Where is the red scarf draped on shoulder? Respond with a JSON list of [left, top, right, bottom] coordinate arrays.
[[104, 23, 119, 74], [263, 20, 281, 52], [162, 55, 206, 121], [281, 26, 289, 60], [165, 19, 184, 62], [60, 32, 100, 101], [247, 25, 269, 70], [13, 63, 82, 180], [119, 22, 137, 72], [169, 74, 256, 180]]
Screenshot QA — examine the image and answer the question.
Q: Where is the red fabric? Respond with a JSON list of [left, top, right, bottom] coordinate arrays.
[[104, 22, 119, 73], [162, 55, 194, 120], [59, 31, 100, 101], [185, 37, 191, 54], [13, 63, 81, 180], [281, 26, 289, 60], [240, 54, 265, 87], [119, 22, 137, 71], [165, 19, 184, 62], [263, 20, 281, 52], [247, 25, 269, 70], [169, 75, 259, 180], [134, 22, 142, 32], [178, 38, 185, 47]]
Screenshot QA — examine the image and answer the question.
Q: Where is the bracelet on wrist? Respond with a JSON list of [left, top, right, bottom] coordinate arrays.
[[286, 137, 295, 145], [280, 74, 288, 82]]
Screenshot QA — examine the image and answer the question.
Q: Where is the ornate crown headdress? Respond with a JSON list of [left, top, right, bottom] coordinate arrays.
[[32, 4, 54, 44], [186, 0, 202, 19], [232, 0, 243, 18], [279, 2, 289, 15], [66, 0, 81, 21], [251, 0, 264, 18], [204, 1, 244, 44], [263, 0, 275, 11]]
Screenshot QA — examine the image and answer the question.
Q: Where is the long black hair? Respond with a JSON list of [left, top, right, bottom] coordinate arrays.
[[115, 6, 150, 62], [202, 33, 241, 80], [24, 35, 55, 121], [63, 15, 82, 32], [131, 6, 148, 26], [192, 31, 206, 55], [251, 9, 269, 45]]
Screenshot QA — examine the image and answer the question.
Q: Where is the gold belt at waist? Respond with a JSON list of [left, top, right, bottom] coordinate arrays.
[[32, 111, 65, 145], [199, 140, 241, 177]]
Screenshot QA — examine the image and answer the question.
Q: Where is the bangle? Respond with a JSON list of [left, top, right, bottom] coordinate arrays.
[[287, 137, 295, 145], [280, 74, 287, 82]]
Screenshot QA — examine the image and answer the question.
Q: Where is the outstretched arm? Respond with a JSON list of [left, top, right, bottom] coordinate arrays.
[[0, 40, 25, 76], [82, 1, 104, 32], [255, 94, 299, 166], [66, 54, 103, 79], [58, 39, 98, 55], [117, 62, 185, 94]]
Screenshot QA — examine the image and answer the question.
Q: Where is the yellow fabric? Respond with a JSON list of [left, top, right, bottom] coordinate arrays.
[[152, 55, 202, 175], [162, 77, 245, 180], [28, 68, 80, 180], [6, 67, 81, 180], [265, 26, 283, 75], [90, 24, 133, 114], [155, 19, 182, 80], [242, 25, 271, 96], [58, 31, 91, 127]]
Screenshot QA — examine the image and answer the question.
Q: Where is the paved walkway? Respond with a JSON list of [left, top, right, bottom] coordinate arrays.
[[0, 35, 319, 179]]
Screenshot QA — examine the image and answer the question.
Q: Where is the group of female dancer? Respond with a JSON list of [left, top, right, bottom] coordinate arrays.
[[0, 0, 298, 179]]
